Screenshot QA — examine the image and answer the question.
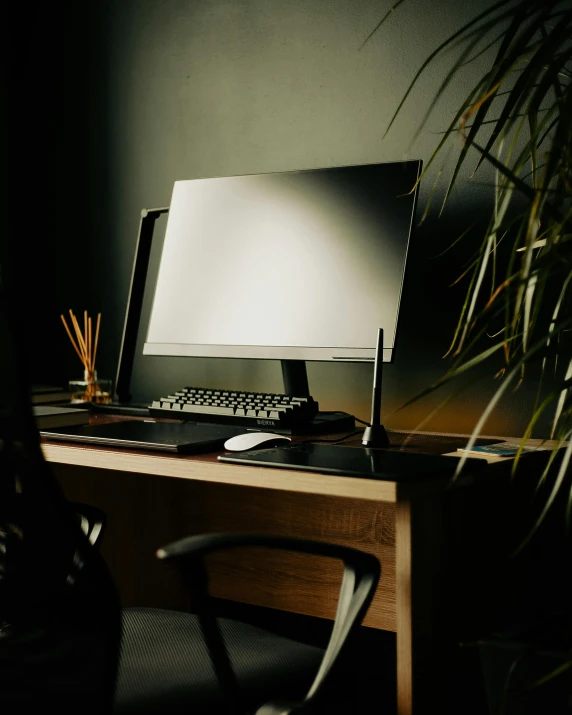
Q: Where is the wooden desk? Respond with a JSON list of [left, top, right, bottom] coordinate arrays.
[[41, 426, 532, 714]]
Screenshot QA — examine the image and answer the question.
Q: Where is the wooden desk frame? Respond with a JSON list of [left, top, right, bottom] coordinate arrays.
[[43, 435, 532, 714]]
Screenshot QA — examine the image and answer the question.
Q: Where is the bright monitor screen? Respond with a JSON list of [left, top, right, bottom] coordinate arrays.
[[144, 160, 421, 363]]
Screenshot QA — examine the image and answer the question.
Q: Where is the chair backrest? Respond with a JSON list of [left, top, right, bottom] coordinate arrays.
[[0, 256, 121, 711]]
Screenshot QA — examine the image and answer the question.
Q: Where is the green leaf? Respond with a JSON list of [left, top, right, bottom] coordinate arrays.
[[516, 435, 572, 551], [376, 0, 572, 527], [359, 0, 408, 50], [472, 10, 572, 176], [373, 0, 523, 140]]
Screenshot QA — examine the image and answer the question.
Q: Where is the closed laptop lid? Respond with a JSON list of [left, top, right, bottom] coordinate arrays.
[[40, 420, 245, 453]]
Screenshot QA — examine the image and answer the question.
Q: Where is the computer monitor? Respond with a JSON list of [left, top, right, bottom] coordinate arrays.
[[143, 160, 421, 397]]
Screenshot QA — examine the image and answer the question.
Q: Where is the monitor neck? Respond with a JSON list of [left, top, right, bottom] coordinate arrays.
[[281, 359, 310, 397]]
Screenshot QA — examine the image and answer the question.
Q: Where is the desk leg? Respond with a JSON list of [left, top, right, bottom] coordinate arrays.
[[395, 494, 446, 715], [395, 490, 489, 715]]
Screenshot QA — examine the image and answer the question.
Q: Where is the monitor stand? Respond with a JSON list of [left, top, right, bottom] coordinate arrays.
[[91, 207, 169, 417], [281, 359, 356, 435]]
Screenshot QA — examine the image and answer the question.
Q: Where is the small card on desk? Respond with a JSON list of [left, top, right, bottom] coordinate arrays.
[[456, 442, 548, 457], [40, 420, 245, 453], [218, 442, 488, 481]]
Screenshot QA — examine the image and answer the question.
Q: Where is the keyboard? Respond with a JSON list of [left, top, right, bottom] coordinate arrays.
[[149, 387, 319, 431]]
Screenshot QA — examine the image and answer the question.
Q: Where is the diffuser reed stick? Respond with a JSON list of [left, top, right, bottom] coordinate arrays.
[[61, 309, 102, 401]]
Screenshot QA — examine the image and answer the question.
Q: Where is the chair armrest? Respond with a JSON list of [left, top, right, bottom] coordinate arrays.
[[157, 532, 381, 714], [70, 502, 107, 548], [158, 531, 378, 570]]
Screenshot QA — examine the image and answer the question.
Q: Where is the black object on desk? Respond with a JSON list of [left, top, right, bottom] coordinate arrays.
[[91, 205, 169, 418], [90, 401, 152, 417], [115, 207, 169, 405], [361, 327, 390, 448], [218, 442, 488, 481], [41, 420, 244, 453]]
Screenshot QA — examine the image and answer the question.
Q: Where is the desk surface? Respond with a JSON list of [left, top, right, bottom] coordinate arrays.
[[40, 421, 525, 503]]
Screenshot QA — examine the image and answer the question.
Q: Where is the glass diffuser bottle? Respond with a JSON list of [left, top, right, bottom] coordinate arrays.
[[69, 368, 112, 405]]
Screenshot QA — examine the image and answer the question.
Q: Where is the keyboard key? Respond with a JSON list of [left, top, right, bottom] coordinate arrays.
[[182, 404, 235, 415]]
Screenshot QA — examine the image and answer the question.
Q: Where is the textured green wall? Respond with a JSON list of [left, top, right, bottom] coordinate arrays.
[[74, 0, 545, 436]]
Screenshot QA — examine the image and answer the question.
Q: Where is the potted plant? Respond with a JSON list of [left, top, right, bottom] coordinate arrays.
[[367, 1, 572, 711]]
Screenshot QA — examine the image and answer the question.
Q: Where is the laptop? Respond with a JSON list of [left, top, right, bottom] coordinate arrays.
[[40, 420, 245, 454]]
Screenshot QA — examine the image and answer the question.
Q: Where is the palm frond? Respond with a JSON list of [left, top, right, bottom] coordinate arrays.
[[371, 0, 572, 531]]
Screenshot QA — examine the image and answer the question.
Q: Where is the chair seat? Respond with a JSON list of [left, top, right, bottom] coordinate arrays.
[[114, 607, 324, 714]]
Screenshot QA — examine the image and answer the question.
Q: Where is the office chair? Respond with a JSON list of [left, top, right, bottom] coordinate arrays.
[[116, 533, 380, 714], [0, 272, 381, 714], [0, 282, 122, 713], [61, 503, 381, 713]]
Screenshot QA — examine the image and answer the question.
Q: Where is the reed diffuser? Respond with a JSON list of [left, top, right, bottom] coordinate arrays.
[[61, 309, 111, 403]]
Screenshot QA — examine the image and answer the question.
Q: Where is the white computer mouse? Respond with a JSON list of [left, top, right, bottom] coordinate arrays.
[[223, 432, 292, 452]]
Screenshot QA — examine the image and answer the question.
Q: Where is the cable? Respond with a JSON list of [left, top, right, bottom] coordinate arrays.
[[304, 413, 370, 444], [309, 429, 365, 445]]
